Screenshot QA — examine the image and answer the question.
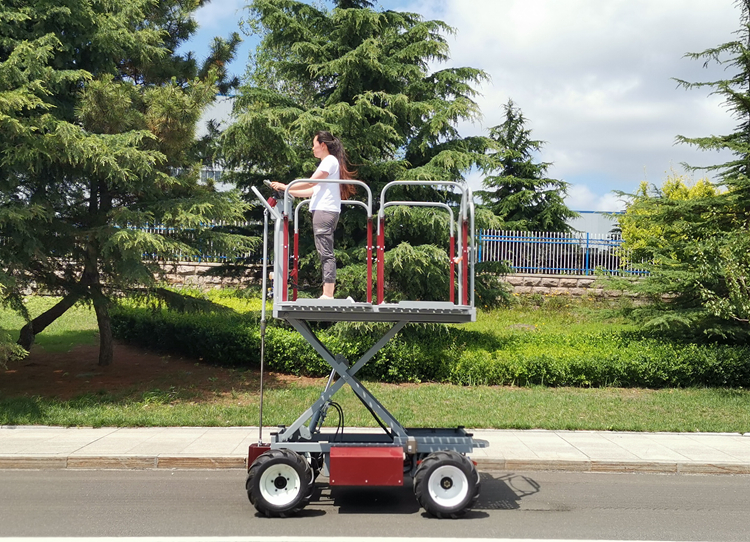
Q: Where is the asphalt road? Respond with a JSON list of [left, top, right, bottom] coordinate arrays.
[[0, 469, 748, 540]]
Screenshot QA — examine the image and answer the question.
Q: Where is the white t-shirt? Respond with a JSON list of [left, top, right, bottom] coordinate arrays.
[[310, 154, 341, 212]]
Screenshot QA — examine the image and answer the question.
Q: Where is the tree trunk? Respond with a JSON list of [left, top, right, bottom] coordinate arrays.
[[91, 182, 114, 367], [17, 293, 80, 350], [82, 251, 114, 367], [92, 291, 113, 367]]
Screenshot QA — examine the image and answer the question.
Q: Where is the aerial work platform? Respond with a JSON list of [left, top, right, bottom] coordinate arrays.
[[246, 179, 486, 519]]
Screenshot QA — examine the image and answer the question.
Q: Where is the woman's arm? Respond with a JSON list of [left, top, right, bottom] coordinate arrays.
[[271, 170, 329, 198]]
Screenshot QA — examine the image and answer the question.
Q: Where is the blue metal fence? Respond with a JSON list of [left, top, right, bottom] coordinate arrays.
[[477, 229, 638, 276], [138, 222, 260, 263], [133, 223, 637, 276]]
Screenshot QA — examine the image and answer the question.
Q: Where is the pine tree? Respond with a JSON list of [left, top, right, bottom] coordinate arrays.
[[0, 0, 252, 365], [223, 0, 500, 301], [478, 100, 577, 233], [616, 0, 750, 341]]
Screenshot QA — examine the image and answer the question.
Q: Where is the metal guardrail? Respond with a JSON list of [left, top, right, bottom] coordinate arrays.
[[132, 223, 641, 276], [477, 229, 642, 276], [138, 222, 260, 263]]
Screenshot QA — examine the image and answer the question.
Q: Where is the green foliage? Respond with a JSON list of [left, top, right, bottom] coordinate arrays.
[[0, 328, 25, 368], [111, 303, 263, 367], [109, 301, 464, 382], [618, 174, 719, 262], [382, 243, 451, 302], [450, 331, 750, 388], [0, 285, 25, 367], [478, 99, 577, 232], [475, 261, 514, 309], [0, 0, 253, 362]]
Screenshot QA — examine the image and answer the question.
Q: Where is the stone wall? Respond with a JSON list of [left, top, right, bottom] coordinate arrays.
[[160, 262, 261, 289], [501, 273, 637, 298], [161, 262, 634, 298]]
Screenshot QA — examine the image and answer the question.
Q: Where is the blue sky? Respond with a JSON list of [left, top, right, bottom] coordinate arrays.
[[183, 0, 740, 211]]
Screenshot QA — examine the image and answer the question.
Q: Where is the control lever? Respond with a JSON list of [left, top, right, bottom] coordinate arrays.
[[263, 179, 284, 196], [263, 179, 284, 207]]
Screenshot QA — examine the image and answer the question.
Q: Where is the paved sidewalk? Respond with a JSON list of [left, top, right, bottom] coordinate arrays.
[[1, 426, 749, 475]]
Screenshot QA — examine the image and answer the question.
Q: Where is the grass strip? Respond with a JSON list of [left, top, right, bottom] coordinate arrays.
[[2, 384, 748, 433]]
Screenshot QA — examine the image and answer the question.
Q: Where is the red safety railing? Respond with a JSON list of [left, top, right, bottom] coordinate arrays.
[[278, 179, 473, 309], [283, 179, 373, 303], [282, 215, 289, 302], [376, 213, 385, 304]]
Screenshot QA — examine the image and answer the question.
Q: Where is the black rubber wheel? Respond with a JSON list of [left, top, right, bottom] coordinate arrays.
[[246, 449, 313, 517], [413, 450, 480, 518]]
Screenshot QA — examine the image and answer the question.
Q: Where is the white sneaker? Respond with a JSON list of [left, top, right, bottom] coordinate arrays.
[[319, 294, 334, 300], [346, 296, 355, 302]]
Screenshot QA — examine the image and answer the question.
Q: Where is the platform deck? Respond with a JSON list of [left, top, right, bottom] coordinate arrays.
[[273, 299, 476, 323]]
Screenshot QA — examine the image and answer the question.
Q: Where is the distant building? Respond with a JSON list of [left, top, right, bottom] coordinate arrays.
[[567, 210, 621, 237], [200, 166, 234, 192]]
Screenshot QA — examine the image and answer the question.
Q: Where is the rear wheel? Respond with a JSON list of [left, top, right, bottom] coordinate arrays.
[[246, 449, 313, 517], [413, 450, 480, 518]]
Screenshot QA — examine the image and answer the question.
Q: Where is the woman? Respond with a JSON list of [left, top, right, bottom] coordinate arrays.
[[271, 131, 356, 299]]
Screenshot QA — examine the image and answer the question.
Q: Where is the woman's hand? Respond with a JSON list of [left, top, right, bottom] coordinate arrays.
[[270, 181, 286, 191]]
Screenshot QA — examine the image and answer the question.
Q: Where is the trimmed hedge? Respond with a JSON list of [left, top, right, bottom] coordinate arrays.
[[110, 305, 463, 383], [110, 304, 750, 388], [451, 332, 750, 388]]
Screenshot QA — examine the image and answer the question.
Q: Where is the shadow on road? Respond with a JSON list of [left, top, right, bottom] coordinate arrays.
[[474, 472, 541, 510], [327, 479, 421, 514], [304, 471, 540, 516]]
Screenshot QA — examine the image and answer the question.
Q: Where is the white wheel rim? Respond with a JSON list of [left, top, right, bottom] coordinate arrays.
[[428, 465, 469, 508], [259, 463, 301, 507]]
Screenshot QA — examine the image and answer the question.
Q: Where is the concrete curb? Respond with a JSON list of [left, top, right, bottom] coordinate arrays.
[[2, 455, 750, 475], [0, 456, 245, 470], [2, 427, 749, 476]]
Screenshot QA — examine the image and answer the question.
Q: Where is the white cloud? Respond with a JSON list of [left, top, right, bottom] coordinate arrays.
[[193, 0, 247, 31], [405, 0, 740, 202], [191, 0, 742, 209], [565, 184, 627, 212]]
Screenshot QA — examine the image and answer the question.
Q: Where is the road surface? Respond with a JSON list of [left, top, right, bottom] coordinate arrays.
[[0, 469, 748, 540]]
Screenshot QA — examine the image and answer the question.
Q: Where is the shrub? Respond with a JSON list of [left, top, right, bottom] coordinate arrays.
[[110, 294, 750, 389], [449, 332, 750, 388]]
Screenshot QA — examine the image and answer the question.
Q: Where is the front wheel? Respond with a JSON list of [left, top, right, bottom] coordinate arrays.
[[246, 449, 313, 517], [413, 450, 480, 518]]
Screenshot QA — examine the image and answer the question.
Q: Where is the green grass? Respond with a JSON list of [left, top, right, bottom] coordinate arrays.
[[0, 297, 99, 352], [1, 293, 749, 432], [1, 384, 748, 432]]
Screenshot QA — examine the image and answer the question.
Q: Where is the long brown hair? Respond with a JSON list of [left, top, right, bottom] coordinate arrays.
[[315, 130, 358, 200]]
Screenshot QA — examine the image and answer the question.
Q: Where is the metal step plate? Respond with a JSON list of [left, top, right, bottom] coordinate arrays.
[[274, 299, 475, 323]]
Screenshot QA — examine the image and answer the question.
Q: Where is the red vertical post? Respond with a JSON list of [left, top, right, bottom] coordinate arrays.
[[377, 215, 385, 304], [282, 215, 289, 302], [292, 231, 299, 301], [366, 217, 373, 304], [461, 219, 469, 306], [449, 235, 455, 304]]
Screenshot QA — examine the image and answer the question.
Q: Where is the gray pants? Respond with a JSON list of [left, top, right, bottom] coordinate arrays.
[[312, 210, 339, 284]]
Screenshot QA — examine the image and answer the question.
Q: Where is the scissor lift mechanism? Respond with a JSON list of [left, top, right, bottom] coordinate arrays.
[[246, 179, 488, 518]]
